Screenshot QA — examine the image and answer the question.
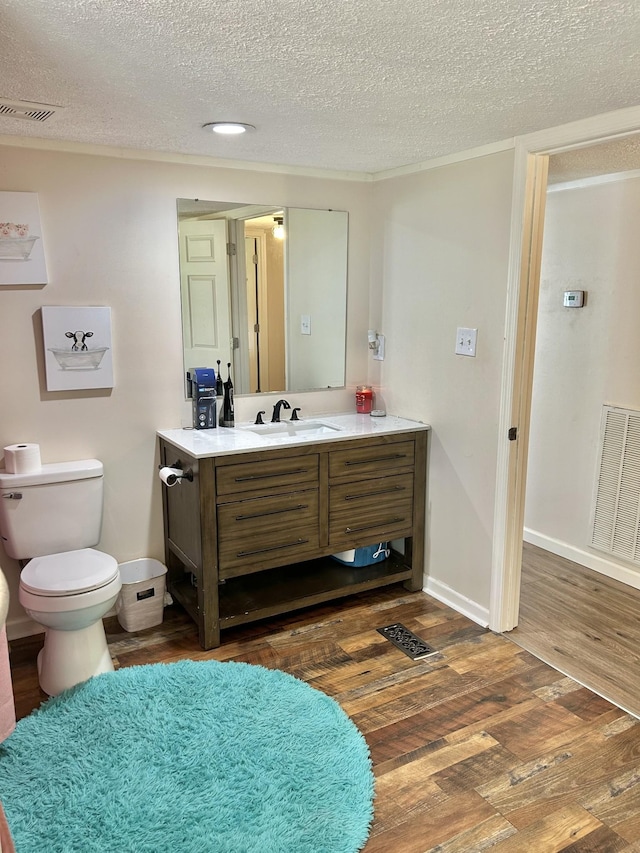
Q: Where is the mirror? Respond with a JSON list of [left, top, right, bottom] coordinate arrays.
[[177, 199, 348, 395]]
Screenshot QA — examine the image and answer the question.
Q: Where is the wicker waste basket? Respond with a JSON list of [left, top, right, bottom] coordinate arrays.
[[116, 558, 168, 632]]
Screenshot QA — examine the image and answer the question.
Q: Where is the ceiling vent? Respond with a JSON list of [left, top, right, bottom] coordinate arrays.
[[0, 98, 62, 123]]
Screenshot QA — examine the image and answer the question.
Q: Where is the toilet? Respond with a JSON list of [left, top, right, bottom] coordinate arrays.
[[0, 459, 121, 696]]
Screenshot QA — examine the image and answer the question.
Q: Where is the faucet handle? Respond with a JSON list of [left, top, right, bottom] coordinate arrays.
[[255, 410, 265, 424], [290, 408, 301, 421]]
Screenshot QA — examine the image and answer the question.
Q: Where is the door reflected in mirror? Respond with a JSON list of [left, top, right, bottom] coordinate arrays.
[[177, 199, 348, 396]]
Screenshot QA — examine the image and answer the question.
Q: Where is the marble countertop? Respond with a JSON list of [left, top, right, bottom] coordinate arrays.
[[157, 412, 430, 459]]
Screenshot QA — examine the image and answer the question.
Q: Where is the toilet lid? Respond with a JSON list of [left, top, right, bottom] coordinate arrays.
[[21, 548, 119, 596]]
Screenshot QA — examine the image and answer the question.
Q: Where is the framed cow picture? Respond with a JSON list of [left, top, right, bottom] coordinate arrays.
[[42, 306, 114, 391]]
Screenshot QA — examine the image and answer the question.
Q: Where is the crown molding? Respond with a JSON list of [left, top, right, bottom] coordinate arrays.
[[371, 138, 515, 181], [517, 104, 640, 155], [0, 134, 373, 183], [4, 102, 640, 186], [0, 133, 522, 183]]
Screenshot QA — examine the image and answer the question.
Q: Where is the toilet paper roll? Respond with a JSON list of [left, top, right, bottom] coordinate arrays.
[[158, 466, 182, 487], [3, 443, 42, 475]]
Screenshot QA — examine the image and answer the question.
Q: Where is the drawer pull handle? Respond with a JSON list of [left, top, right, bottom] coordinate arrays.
[[344, 453, 407, 466], [235, 504, 308, 521], [345, 517, 405, 534], [344, 486, 406, 501], [237, 538, 309, 558], [233, 468, 308, 483]]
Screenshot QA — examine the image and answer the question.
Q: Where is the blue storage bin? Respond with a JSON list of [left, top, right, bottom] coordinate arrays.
[[331, 542, 390, 567]]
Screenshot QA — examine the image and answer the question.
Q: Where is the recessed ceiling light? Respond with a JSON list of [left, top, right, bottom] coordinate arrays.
[[203, 122, 256, 135]]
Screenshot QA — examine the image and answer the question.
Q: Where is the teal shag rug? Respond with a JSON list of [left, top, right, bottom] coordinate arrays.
[[0, 660, 374, 853]]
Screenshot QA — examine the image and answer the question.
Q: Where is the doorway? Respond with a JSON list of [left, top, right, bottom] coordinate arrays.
[[241, 214, 286, 394], [524, 143, 640, 581], [492, 112, 640, 635], [508, 140, 640, 712]]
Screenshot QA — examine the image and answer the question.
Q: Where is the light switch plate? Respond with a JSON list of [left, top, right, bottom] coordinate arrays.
[[373, 334, 385, 360], [455, 327, 477, 357], [301, 314, 311, 335]]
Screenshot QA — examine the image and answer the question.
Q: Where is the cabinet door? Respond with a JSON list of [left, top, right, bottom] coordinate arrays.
[[218, 489, 320, 577], [329, 472, 414, 548]]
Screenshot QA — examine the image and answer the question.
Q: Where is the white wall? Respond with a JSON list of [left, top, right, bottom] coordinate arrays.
[[286, 208, 348, 390], [525, 176, 640, 579], [0, 144, 372, 637], [370, 151, 515, 620]]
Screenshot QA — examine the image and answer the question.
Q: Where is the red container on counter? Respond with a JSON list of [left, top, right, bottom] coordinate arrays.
[[356, 385, 374, 414]]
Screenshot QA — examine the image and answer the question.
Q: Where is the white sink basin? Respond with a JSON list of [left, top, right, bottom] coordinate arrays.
[[239, 420, 342, 438]]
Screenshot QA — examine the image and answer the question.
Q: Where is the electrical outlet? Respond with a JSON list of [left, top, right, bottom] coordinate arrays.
[[455, 327, 477, 357]]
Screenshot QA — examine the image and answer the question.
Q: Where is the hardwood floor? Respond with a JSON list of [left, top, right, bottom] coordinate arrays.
[[10, 583, 640, 852], [511, 542, 640, 719]]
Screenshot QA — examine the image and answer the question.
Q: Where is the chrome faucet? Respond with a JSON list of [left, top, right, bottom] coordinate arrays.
[[271, 399, 291, 422]]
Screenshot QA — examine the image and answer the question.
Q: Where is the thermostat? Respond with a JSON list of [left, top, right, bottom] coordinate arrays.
[[563, 290, 584, 307]]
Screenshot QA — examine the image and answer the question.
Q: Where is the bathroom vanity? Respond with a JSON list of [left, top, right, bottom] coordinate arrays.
[[157, 414, 429, 649]]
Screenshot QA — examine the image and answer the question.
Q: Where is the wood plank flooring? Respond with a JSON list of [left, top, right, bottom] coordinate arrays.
[[10, 583, 640, 852], [511, 542, 640, 719]]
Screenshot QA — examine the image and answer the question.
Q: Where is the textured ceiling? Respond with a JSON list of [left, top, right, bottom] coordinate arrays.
[[548, 135, 640, 183], [2, 0, 640, 174]]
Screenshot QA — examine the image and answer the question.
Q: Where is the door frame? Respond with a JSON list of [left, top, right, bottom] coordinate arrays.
[[491, 105, 640, 633], [245, 228, 270, 392]]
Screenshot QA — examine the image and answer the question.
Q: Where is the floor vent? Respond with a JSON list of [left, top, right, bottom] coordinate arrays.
[[0, 98, 61, 122], [377, 623, 437, 660], [591, 406, 640, 564]]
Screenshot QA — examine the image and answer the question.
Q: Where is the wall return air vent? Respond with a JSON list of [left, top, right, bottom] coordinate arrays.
[[591, 405, 640, 565], [0, 98, 61, 122]]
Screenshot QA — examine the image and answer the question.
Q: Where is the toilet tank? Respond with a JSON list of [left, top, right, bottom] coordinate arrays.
[[0, 459, 104, 560]]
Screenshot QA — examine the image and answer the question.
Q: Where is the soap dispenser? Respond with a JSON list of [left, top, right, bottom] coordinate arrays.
[[220, 362, 235, 427]]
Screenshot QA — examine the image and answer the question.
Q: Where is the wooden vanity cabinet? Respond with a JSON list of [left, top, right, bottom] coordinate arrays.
[[159, 429, 427, 649]]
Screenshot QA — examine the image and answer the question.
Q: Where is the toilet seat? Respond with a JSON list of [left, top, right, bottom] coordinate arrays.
[[20, 548, 119, 596]]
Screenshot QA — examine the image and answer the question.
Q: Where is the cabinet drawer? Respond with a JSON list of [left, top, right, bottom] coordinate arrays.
[[216, 454, 319, 497], [329, 473, 414, 548], [218, 489, 319, 577], [329, 440, 415, 480]]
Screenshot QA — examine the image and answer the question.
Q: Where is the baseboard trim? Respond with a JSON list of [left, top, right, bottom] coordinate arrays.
[[423, 576, 489, 628], [7, 616, 43, 642], [523, 528, 640, 590]]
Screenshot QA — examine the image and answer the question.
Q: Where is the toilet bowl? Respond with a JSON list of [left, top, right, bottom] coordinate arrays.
[[0, 458, 121, 695], [19, 548, 121, 696]]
